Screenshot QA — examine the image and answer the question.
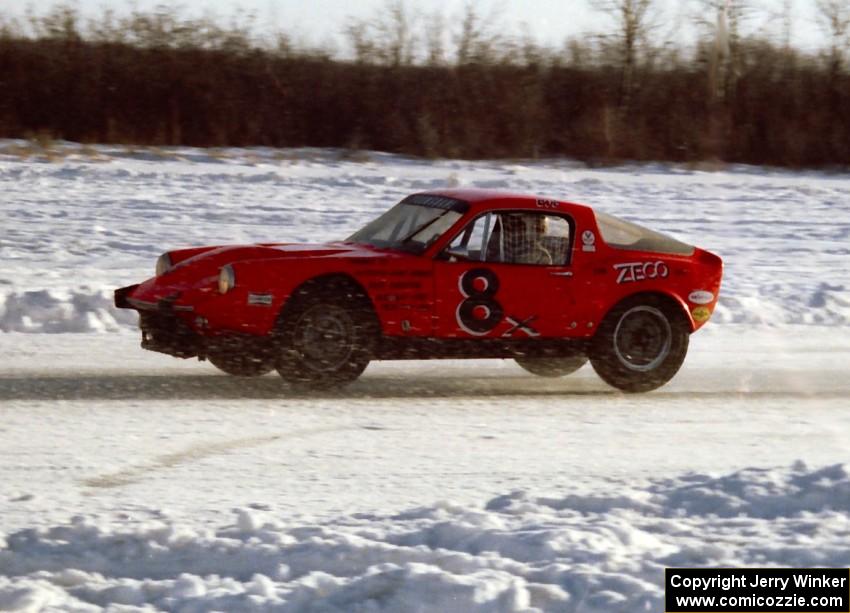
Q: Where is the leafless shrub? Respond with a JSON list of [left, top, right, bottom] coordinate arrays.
[[345, 0, 418, 66], [816, 0, 850, 73], [452, 3, 506, 65]]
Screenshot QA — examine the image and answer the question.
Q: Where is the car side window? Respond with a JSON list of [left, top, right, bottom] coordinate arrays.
[[445, 212, 494, 261], [444, 212, 573, 266]]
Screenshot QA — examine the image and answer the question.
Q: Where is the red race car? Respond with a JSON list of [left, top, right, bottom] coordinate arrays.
[[115, 189, 722, 392]]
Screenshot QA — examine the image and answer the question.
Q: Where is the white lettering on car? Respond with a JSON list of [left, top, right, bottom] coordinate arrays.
[[613, 261, 670, 284], [535, 199, 559, 209]]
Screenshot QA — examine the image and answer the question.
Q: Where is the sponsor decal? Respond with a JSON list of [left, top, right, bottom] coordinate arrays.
[[613, 261, 669, 284], [688, 290, 714, 305], [535, 198, 560, 209], [247, 293, 273, 306], [581, 230, 596, 252], [692, 306, 711, 322]]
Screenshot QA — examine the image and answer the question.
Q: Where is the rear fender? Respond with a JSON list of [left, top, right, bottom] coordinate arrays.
[[603, 291, 694, 333]]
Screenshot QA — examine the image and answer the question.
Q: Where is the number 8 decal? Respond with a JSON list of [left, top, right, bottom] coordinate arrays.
[[456, 268, 504, 335]]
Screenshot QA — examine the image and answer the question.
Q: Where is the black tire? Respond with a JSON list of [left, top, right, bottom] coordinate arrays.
[[274, 278, 379, 390], [590, 295, 689, 393], [515, 356, 587, 377], [208, 351, 274, 377]]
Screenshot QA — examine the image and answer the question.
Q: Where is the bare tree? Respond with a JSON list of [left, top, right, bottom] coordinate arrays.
[[423, 10, 447, 65], [377, 0, 417, 66], [816, 0, 850, 73], [562, 37, 593, 68], [345, 20, 378, 64], [28, 4, 82, 42], [344, 0, 418, 66], [694, 0, 762, 101], [591, 0, 658, 111], [780, 0, 792, 50], [708, 0, 731, 101], [452, 3, 504, 65]]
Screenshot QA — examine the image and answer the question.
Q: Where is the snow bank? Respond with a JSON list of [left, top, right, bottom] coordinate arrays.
[[0, 290, 137, 333], [2, 463, 849, 612], [2, 142, 850, 332]]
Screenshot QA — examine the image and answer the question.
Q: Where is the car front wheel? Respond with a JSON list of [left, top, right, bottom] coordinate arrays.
[[275, 279, 378, 389], [208, 350, 275, 377], [590, 295, 689, 392]]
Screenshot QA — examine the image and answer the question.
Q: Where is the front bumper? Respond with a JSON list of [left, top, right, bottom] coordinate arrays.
[[115, 284, 273, 361], [115, 284, 201, 358], [139, 310, 203, 358]]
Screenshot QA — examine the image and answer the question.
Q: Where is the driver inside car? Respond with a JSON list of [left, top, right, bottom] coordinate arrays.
[[498, 213, 553, 265]]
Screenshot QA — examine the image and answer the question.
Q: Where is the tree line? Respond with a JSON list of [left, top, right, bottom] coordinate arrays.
[[0, 2, 848, 167]]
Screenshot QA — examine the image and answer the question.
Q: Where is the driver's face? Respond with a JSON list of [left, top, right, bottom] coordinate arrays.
[[528, 215, 547, 236]]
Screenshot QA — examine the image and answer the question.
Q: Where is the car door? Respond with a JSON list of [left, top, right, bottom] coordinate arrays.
[[433, 210, 576, 339]]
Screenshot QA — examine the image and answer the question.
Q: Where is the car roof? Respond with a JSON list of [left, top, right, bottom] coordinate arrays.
[[419, 188, 593, 215]]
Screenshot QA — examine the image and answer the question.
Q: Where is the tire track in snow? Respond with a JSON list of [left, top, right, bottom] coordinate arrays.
[[81, 426, 358, 489]]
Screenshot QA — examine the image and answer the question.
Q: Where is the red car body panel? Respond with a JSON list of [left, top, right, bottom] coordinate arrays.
[[117, 189, 722, 357]]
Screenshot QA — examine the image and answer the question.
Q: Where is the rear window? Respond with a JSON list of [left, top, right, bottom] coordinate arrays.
[[595, 211, 694, 256]]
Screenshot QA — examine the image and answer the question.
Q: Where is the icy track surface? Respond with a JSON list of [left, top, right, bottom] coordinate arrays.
[[1, 143, 850, 612]]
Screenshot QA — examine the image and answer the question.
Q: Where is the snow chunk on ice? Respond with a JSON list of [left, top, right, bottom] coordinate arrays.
[[658, 464, 850, 518]]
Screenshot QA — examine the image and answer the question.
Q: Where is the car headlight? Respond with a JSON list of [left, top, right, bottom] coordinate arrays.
[[218, 264, 235, 294], [155, 253, 172, 276]]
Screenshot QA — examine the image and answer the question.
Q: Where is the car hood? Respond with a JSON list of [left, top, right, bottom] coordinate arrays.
[[127, 241, 398, 304], [171, 241, 391, 273]]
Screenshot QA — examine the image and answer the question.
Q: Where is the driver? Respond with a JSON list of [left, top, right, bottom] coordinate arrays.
[[502, 214, 552, 265]]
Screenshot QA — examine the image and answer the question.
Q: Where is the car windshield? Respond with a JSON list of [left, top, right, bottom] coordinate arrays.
[[347, 195, 468, 254]]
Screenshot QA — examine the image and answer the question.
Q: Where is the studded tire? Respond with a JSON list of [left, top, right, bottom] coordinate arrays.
[[275, 278, 379, 390], [590, 295, 689, 393], [208, 350, 275, 377], [515, 356, 588, 378]]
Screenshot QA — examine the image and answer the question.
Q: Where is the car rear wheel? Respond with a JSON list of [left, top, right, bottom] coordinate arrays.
[[590, 295, 689, 393], [208, 350, 274, 377], [275, 279, 379, 389], [515, 356, 587, 377]]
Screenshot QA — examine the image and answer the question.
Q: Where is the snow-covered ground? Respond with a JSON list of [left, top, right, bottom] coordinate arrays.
[[1, 142, 849, 612]]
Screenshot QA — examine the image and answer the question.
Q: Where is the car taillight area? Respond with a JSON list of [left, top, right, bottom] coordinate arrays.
[[687, 249, 723, 329]]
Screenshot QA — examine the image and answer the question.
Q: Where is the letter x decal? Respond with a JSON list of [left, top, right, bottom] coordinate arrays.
[[502, 315, 540, 337]]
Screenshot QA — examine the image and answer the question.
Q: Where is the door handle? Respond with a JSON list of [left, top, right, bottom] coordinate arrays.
[[550, 271, 573, 277]]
